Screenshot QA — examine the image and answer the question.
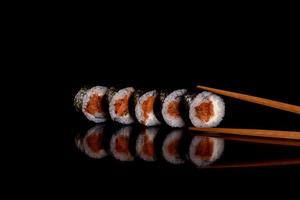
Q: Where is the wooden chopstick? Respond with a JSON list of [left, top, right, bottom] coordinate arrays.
[[209, 158, 300, 169], [197, 85, 300, 115], [189, 127, 300, 140]]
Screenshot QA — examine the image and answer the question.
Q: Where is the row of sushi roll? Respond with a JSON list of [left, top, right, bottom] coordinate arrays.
[[74, 86, 225, 128], [75, 125, 224, 168]]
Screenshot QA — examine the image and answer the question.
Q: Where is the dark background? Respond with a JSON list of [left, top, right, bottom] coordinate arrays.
[[18, 13, 300, 193]]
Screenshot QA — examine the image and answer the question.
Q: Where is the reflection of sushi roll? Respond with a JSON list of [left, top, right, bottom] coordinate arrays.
[[82, 125, 107, 159], [161, 89, 187, 128], [189, 136, 224, 168], [162, 129, 184, 164], [189, 91, 225, 127], [136, 127, 159, 161], [109, 87, 135, 124], [110, 126, 134, 161], [74, 86, 108, 123], [135, 90, 161, 126], [75, 134, 84, 152]]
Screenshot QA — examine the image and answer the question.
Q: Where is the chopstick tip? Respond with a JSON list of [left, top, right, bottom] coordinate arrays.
[[197, 85, 209, 90]]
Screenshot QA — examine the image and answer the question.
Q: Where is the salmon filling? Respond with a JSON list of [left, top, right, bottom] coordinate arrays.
[[167, 139, 180, 155], [142, 134, 154, 157], [195, 101, 214, 122], [195, 137, 214, 161], [114, 95, 130, 116], [167, 101, 180, 117], [85, 94, 103, 115], [86, 133, 103, 153], [115, 135, 129, 154], [142, 96, 155, 122]]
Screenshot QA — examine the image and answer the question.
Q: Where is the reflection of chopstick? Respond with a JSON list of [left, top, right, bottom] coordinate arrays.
[[209, 158, 300, 169], [219, 134, 300, 147], [197, 132, 300, 147], [197, 85, 300, 114], [189, 127, 300, 140]]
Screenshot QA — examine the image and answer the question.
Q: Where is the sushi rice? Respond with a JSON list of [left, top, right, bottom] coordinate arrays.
[[81, 86, 108, 123], [135, 90, 161, 126], [189, 91, 225, 128], [161, 89, 187, 128], [109, 87, 135, 124]]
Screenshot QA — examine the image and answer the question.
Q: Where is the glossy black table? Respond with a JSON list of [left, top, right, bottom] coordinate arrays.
[[68, 122, 300, 173]]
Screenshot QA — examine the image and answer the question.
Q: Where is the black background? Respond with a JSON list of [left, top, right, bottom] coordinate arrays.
[[18, 14, 300, 193]]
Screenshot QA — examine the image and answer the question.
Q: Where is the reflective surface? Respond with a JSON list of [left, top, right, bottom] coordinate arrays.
[[73, 123, 300, 170], [62, 76, 300, 178]]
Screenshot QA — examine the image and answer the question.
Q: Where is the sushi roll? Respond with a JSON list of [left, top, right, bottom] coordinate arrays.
[[109, 87, 135, 124], [162, 129, 185, 164], [189, 136, 224, 168], [110, 126, 134, 161], [135, 90, 161, 126], [161, 89, 187, 128], [136, 127, 159, 162], [82, 125, 107, 159], [74, 86, 108, 123], [189, 91, 225, 127], [74, 87, 88, 112]]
